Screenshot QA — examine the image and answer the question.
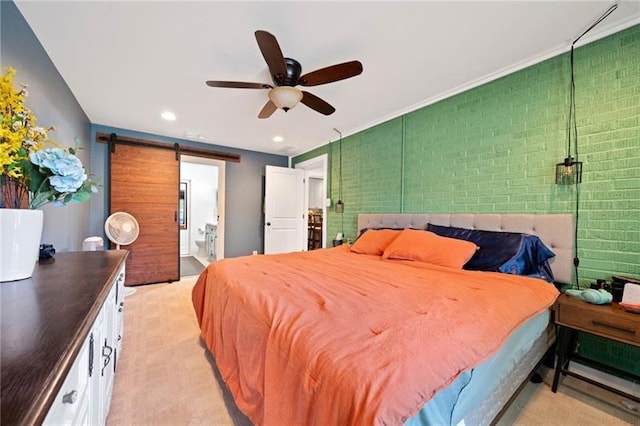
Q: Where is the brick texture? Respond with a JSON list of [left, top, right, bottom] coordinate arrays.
[[294, 25, 640, 375], [295, 24, 640, 284]]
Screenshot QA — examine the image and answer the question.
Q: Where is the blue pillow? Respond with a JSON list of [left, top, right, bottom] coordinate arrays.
[[426, 224, 555, 282], [426, 224, 522, 270], [498, 234, 555, 282]]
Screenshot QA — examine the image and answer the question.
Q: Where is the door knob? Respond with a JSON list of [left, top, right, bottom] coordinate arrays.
[[266, 222, 271, 226]]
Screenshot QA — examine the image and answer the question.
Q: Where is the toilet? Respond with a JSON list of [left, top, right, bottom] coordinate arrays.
[[195, 239, 206, 258]]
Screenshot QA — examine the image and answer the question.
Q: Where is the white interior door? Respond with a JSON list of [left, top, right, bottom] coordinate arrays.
[[264, 165, 305, 254]]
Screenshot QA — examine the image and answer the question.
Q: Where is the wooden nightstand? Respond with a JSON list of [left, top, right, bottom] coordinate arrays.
[[552, 293, 640, 403]]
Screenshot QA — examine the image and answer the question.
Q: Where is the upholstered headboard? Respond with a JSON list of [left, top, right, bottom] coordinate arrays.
[[357, 213, 575, 285]]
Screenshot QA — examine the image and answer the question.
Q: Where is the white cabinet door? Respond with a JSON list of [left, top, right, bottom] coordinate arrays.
[[264, 166, 305, 254], [89, 305, 105, 426], [101, 284, 117, 415], [88, 279, 119, 426], [114, 265, 125, 367]]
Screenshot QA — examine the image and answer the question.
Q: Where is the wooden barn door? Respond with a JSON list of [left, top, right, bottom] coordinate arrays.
[[109, 142, 180, 286]]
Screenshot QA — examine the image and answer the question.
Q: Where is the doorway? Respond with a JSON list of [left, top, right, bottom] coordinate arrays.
[[180, 155, 225, 269], [295, 154, 328, 249]]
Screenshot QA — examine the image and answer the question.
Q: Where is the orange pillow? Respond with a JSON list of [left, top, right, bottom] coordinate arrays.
[[382, 229, 478, 268], [350, 229, 402, 256]]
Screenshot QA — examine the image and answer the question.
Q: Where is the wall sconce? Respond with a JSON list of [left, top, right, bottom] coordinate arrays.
[[555, 4, 616, 187], [555, 4, 617, 290], [556, 156, 582, 185], [334, 128, 344, 215]]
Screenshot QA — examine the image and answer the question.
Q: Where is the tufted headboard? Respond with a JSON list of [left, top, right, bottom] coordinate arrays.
[[357, 213, 575, 285]]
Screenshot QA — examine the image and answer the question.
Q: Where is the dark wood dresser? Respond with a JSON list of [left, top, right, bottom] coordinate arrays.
[[1, 250, 128, 425]]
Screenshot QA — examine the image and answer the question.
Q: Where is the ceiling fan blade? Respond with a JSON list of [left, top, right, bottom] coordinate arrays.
[[301, 91, 335, 116], [206, 81, 272, 89], [258, 100, 277, 119], [299, 60, 363, 86], [255, 30, 287, 81]]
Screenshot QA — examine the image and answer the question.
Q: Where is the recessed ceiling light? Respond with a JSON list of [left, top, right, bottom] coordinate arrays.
[[183, 131, 194, 138], [161, 111, 176, 121], [197, 135, 206, 140], [272, 136, 284, 143]]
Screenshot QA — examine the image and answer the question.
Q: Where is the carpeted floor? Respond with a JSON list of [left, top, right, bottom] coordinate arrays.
[[180, 256, 206, 277], [107, 278, 640, 426]]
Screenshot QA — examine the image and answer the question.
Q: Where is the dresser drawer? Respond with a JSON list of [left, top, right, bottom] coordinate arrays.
[[42, 333, 91, 425], [557, 303, 640, 345]]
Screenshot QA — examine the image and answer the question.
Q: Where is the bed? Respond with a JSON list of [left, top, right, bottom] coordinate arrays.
[[192, 213, 574, 425]]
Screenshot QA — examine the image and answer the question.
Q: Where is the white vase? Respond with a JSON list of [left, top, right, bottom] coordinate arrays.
[[0, 209, 44, 282]]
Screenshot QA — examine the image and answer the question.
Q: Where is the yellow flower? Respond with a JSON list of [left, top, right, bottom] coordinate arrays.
[[1, 67, 93, 208]]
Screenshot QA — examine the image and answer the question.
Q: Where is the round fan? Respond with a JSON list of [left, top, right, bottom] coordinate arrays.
[[104, 212, 140, 249], [205, 30, 363, 119]]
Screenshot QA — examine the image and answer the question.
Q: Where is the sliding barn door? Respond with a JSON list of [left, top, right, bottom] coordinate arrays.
[[109, 143, 180, 286]]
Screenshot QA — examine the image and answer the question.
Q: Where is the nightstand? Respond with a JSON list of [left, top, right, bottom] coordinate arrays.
[[552, 293, 640, 403]]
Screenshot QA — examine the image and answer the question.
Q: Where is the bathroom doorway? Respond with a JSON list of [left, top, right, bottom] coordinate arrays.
[[180, 155, 225, 272]]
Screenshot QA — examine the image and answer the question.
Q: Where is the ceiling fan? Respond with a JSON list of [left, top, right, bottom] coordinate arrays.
[[205, 30, 363, 119]]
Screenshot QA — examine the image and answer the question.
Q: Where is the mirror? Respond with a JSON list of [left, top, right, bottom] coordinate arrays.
[[179, 182, 187, 229]]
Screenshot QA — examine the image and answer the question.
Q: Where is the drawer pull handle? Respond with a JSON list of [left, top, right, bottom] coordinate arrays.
[[62, 390, 78, 404], [102, 341, 113, 376], [103, 342, 113, 358], [88, 333, 94, 378], [591, 320, 635, 334]]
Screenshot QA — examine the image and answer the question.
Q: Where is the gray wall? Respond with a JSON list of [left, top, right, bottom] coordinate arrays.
[[90, 125, 288, 258], [2, 1, 288, 257], [1, 1, 92, 252]]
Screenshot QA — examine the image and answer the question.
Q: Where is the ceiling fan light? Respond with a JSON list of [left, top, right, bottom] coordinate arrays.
[[269, 87, 303, 111]]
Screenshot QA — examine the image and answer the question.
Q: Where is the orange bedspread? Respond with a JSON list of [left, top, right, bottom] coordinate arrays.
[[192, 246, 558, 425]]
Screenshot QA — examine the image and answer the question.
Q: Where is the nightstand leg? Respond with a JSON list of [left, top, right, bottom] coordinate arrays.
[[542, 343, 556, 369], [552, 326, 571, 392]]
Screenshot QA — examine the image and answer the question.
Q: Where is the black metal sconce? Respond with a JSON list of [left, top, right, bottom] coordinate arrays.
[[334, 128, 344, 214], [555, 4, 618, 290], [555, 4, 616, 186], [555, 156, 582, 185]]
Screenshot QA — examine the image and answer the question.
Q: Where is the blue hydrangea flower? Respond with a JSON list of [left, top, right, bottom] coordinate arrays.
[[30, 147, 87, 193]]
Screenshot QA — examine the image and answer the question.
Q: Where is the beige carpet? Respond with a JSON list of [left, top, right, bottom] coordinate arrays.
[[108, 278, 640, 426]]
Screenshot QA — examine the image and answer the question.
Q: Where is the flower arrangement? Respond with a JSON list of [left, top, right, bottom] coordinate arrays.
[[1, 67, 97, 209]]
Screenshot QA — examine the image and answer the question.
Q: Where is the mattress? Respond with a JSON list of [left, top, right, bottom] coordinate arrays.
[[406, 310, 553, 425], [192, 246, 559, 425]]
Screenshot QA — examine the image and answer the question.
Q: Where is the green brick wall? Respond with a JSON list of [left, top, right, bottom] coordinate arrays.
[[295, 24, 640, 283], [294, 24, 640, 375]]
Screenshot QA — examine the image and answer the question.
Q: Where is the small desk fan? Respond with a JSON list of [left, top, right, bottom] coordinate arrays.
[[104, 212, 139, 296], [104, 212, 139, 249]]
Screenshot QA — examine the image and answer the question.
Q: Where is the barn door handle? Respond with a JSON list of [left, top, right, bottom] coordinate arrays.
[[174, 210, 177, 222]]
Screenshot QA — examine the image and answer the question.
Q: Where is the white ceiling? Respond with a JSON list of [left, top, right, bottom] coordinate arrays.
[[16, 1, 640, 157]]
